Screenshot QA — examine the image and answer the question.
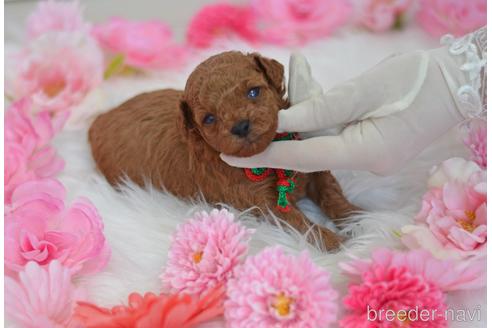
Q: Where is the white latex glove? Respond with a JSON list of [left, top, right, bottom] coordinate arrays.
[[222, 29, 486, 175]]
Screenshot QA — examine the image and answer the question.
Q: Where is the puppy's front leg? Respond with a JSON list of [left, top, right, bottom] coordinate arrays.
[[273, 206, 342, 251], [307, 171, 360, 225]]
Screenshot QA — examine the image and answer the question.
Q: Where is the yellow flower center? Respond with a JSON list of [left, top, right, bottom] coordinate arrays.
[[272, 293, 293, 317], [465, 210, 476, 220], [396, 310, 410, 324], [42, 80, 66, 98], [458, 210, 477, 233], [192, 251, 203, 264]]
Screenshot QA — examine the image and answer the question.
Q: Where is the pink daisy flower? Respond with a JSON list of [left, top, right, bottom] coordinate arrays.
[[340, 248, 485, 327], [160, 209, 253, 295], [186, 3, 259, 48], [225, 247, 338, 327]]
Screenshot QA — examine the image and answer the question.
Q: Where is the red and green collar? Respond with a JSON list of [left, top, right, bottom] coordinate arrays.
[[244, 133, 298, 212]]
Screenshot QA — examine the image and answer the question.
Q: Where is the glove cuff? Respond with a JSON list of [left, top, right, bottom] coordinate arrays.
[[440, 26, 487, 119]]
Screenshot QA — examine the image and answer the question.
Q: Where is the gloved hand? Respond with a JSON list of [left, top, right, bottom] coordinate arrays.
[[221, 29, 485, 175]]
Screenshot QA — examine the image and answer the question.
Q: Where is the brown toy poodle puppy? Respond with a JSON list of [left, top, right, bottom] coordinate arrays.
[[89, 51, 358, 250]]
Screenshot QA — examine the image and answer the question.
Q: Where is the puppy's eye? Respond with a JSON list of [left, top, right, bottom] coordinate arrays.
[[202, 114, 216, 125], [247, 87, 261, 99]]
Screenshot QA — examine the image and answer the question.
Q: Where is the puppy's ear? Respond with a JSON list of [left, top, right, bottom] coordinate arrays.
[[179, 100, 195, 130], [251, 53, 285, 96]]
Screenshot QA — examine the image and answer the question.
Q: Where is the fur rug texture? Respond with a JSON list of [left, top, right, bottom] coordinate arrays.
[[41, 27, 485, 327]]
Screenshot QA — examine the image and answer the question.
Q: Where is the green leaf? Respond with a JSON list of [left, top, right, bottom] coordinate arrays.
[[392, 13, 405, 30], [104, 54, 126, 80]]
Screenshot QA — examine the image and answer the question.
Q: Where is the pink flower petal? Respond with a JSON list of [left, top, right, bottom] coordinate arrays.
[[93, 18, 187, 69], [417, 0, 487, 38], [226, 246, 338, 327], [161, 209, 253, 296], [5, 261, 84, 327], [5, 179, 110, 275]]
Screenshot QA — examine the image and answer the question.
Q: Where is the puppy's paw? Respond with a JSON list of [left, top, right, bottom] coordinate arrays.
[[310, 226, 343, 251]]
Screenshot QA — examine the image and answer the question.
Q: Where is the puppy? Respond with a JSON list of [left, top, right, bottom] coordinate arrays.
[[89, 51, 358, 250]]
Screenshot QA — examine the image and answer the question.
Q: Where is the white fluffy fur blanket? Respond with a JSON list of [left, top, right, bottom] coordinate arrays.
[[48, 27, 485, 327]]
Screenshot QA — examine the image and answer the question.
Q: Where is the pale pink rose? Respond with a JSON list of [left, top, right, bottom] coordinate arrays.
[[5, 261, 84, 328], [5, 179, 111, 276], [402, 158, 486, 260], [7, 31, 103, 113], [27, 0, 89, 39], [417, 0, 487, 37], [463, 119, 486, 168], [358, 0, 413, 32], [92, 18, 188, 69], [5, 99, 65, 204], [161, 209, 253, 296], [427, 157, 484, 187], [340, 248, 485, 327], [225, 247, 338, 327], [186, 3, 259, 48], [251, 0, 352, 46]]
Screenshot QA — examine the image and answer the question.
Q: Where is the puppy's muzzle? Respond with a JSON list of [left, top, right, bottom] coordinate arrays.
[[231, 120, 251, 138]]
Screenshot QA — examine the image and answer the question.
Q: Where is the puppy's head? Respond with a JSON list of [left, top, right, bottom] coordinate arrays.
[[180, 51, 287, 157]]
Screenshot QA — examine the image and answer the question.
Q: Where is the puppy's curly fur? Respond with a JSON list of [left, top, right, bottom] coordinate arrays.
[[89, 51, 358, 250]]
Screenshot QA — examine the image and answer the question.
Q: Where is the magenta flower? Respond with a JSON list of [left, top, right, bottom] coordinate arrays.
[[251, 0, 352, 46], [7, 31, 104, 113], [340, 248, 485, 328], [92, 17, 188, 70], [5, 260, 84, 328], [5, 178, 111, 276], [225, 247, 338, 327], [401, 158, 486, 260], [186, 3, 259, 48], [5, 99, 65, 204], [417, 0, 486, 38], [26, 0, 89, 39], [357, 0, 413, 32], [161, 209, 253, 295], [463, 119, 486, 169]]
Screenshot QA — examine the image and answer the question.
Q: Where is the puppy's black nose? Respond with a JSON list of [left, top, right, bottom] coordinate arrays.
[[231, 120, 250, 138]]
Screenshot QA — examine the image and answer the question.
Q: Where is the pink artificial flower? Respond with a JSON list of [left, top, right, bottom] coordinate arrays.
[[339, 248, 485, 327], [5, 260, 84, 328], [417, 0, 487, 37], [5, 99, 65, 204], [5, 98, 66, 147], [401, 158, 486, 260], [463, 119, 486, 168], [92, 18, 188, 70], [7, 31, 103, 113], [251, 0, 352, 46], [225, 247, 338, 327], [26, 0, 89, 39], [5, 178, 111, 276], [73, 286, 224, 328], [358, 0, 413, 32], [186, 3, 259, 48], [161, 209, 253, 296]]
